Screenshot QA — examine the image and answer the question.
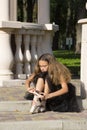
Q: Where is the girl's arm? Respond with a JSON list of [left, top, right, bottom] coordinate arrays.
[[25, 73, 35, 89], [45, 82, 68, 100], [44, 76, 69, 100]]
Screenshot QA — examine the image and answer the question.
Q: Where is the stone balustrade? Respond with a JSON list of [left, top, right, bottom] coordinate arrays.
[[0, 21, 58, 86]]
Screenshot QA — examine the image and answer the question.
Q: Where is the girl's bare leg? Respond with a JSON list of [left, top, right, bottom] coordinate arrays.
[[30, 78, 45, 114], [44, 80, 50, 94], [35, 78, 45, 92]]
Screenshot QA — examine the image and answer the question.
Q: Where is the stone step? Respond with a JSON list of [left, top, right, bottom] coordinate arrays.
[[0, 120, 87, 130], [0, 101, 32, 112], [3, 79, 25, 87], [2, 79, 81, 95], [0, 103, 87, 130], [0, 78, 84, 112], [0, 120, 62, 130], [0, 79, 81, 102], [0, 86, 26, 101], [0, 79, 87, 130], [0, 99, 85, 112]]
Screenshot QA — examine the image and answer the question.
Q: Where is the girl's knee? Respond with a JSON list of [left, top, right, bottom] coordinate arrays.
[[35, 78, 45, 92]]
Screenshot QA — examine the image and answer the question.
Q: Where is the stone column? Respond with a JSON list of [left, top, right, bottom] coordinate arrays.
[[0, 0, 9, 20], [81, 23, 87, 97], [38, 0, 50, 24], [78, 19, 87, 109], [0, 0, 14, 86], [9, 0, 17, 20], [78, 1, 87, 99]]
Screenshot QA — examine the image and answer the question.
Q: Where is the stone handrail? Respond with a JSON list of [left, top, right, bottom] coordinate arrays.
[[0, 21, 58, 86]]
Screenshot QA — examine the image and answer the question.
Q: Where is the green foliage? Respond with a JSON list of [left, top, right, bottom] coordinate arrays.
[[51, 0, 87, 50], [17, 0, 36, 22], [53, 50, 81, 77], [17, 0, 23, 21], [17, 0, 87, 51]]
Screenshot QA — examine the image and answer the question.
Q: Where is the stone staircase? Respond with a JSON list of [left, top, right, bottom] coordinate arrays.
[[0, 79, 87, 130]]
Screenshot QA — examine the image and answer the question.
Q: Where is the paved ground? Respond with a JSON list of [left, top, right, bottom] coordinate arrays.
[[0, 110, 87, 122], [0, 78, 81, 101], [0, 86, 26, 101], [0, 78, 87, 123]]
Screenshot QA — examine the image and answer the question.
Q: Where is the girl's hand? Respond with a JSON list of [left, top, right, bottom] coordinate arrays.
[[27, 87, 35, 93], [34, 91, 45, 100], [39, 94, 45, 100], [44, 93, 50, 100]]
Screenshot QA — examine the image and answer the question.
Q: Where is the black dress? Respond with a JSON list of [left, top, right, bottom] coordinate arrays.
[[34, 72, 80, 112]]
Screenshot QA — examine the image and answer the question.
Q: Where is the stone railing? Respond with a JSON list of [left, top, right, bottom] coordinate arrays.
[[0, 21, 58, 86]]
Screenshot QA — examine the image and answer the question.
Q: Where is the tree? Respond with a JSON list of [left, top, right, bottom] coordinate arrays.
[[17, 0, 87, 51], [18, 0, 24, 21], [51, 0, 87, 50], [51, 0, 68, 50], [26, 0, 36, 22], [17, 0, 36, 22]]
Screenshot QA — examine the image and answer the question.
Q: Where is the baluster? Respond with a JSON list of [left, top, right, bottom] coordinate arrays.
[[15, 34, 23, 78], [23, 34, 31, 77], [31, 35, 38, 72]]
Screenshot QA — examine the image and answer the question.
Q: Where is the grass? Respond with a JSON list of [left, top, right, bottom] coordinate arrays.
[[53, 50, 81, 77]]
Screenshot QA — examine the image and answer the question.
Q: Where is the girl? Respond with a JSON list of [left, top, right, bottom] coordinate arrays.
[[25, 53, 80, 112]]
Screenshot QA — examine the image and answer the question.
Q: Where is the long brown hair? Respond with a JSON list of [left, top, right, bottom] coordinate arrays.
[[34, 53, 71, 85]]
